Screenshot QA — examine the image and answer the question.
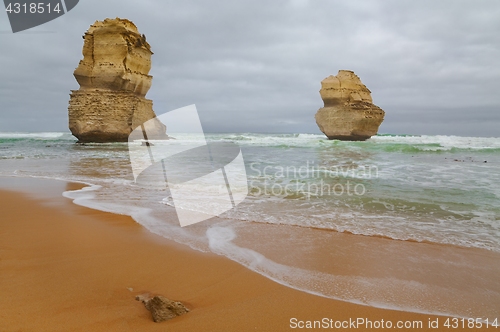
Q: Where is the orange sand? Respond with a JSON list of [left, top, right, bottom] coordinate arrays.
[[0, 179, 494, 331]]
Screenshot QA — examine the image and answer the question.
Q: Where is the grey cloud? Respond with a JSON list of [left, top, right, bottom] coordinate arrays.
[[0, 0, 499, 136]]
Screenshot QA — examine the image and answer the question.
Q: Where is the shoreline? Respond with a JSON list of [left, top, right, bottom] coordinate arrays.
[[0, 177, 497, 331]]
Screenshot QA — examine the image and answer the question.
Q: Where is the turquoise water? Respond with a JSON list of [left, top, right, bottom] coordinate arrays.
[[1, 132, 499, 318]]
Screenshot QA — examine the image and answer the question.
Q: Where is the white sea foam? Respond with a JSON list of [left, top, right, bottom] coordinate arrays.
[[370, 134, 500, 150], [204, 226, 498, 319], [208, 133, 500, 151]]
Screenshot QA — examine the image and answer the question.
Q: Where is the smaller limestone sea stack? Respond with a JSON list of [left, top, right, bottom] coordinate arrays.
[[315, 70, 385, 141], [68, 18, 166, 143]]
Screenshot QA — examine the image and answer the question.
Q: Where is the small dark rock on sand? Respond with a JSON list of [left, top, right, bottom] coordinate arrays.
[[136, 294, 189, 323]]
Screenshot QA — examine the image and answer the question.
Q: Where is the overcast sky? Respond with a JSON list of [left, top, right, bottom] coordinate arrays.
[[1, 0, 499, 136]]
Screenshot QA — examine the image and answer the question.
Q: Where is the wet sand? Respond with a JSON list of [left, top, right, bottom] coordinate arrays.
[[0, 177, 496, 331]]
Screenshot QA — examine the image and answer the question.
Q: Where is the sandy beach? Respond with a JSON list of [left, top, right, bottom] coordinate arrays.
[[0, 177, 496, 331]]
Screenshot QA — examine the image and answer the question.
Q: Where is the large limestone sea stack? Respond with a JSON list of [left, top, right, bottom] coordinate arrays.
[[315, 70, 385, 141], [68, 18, 166, 142]]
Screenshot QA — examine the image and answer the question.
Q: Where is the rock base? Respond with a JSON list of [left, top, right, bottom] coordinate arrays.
[[315, 103, 385, 141], [68, 90, 166, 143]]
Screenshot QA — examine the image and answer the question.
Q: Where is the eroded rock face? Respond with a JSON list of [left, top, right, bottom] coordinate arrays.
[[68, 18, 166, 143], [137, 295, 189, 323], [315, 70, 385, 141]]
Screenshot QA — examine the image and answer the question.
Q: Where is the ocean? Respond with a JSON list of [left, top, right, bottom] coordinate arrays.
[[1, 132, 499, 319]]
